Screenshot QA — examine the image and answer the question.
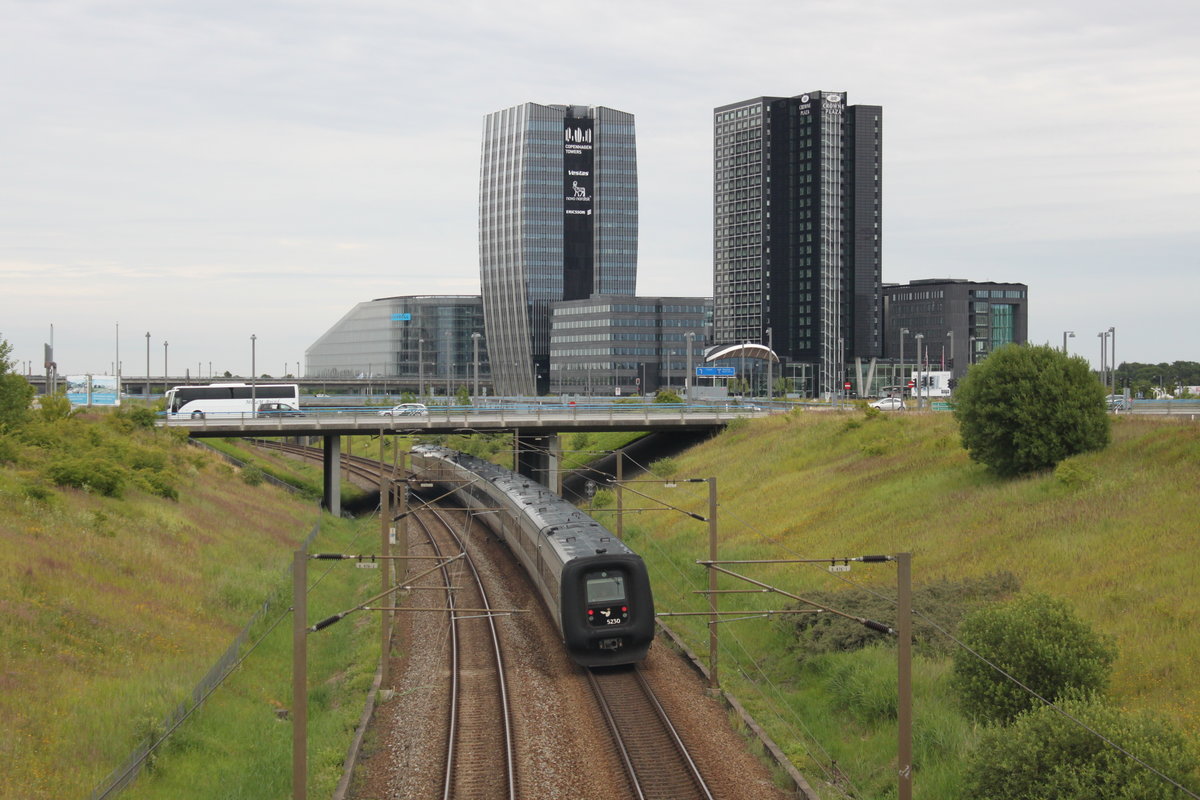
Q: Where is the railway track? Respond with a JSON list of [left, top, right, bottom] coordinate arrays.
[[588, 667, 714, 800], [413, 500, 517, 800], [248, 438, 718, 799]]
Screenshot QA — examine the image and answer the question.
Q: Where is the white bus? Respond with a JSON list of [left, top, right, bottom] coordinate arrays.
[[165, 383, 301, 418]]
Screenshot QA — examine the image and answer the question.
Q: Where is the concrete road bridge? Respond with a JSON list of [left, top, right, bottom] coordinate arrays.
[[161, 403, 770, 514]]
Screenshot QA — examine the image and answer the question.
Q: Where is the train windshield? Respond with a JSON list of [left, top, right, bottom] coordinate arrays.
[[585, 571, 626, 604]]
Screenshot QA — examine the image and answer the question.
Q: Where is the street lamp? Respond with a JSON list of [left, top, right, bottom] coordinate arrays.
[[145, 332, 151, 401], [1108, 326, 1117, 395], [946, 330, 954, 377], [766, 327, 773, 401], [899, 328, 908, 398], [251, 334, 257, 410], [471, 332, 482, 401], [444, 329, 452, 401], [913, 334, 924, 408], [418, 337, 424, 398], [685, 331, 696, 401], [163, 340, 169, 383], [1097, 331, 1107, 390], [1062, 330, 1075, 354]]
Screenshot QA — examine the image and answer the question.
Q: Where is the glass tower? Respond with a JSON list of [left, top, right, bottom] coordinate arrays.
[[480, 102, 638, 396], [713, 91, 882, 398]]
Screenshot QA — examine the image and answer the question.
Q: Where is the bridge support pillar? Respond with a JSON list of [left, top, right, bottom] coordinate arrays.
[[513, 431, 561, 495], [322, 435, 341, 516]]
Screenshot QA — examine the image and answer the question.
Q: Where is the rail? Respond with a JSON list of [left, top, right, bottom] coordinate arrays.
[[587, 667, 714, 800]]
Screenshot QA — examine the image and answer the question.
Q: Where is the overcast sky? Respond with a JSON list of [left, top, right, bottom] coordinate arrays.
[[3, 0, 1198, 380]]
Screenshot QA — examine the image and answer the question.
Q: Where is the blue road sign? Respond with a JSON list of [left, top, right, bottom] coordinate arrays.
[[696, 366, 736, 377]]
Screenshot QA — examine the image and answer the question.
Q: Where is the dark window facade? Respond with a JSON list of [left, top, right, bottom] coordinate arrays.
[[713, 91, 882, 398]]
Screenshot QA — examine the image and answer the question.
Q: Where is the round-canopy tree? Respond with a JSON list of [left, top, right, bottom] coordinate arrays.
[[952, 343, 1109, 476]]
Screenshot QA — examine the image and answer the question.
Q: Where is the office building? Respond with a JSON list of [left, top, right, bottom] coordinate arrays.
[[548, 296, 712, 395], [713, 91, 882, 397], [480, 102, 638, 396], [884, 280, 1029, 379], [305, 295, 490, 394]]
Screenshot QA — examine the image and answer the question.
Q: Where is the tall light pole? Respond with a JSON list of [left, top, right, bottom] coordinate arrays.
[[444, 329, 452, 401], [899, 328, 908, 397], [145, 332, 151, 401], [1062, 330, 1075, 354], [251, 334, 257, 411], [1098, 331, 1107, 391], [163, 340, 169, 383], [471, 332, 481, 401], [1108, 326, 1116, 395], [418, 337, 424, 398], [685, 331, 695, 401], [766, 327, 773, 401], [913, 334, 924, 408], [946, 329, 954, 377], [115, 322, 120, 394]]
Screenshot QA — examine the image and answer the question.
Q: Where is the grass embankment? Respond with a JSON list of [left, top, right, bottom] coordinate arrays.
[[599, 410, 1200, 798], [0, 411, 381, 800]]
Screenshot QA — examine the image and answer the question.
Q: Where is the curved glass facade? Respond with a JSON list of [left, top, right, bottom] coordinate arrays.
[[305, 295, 490, 395], [480, 103, 638, 396]]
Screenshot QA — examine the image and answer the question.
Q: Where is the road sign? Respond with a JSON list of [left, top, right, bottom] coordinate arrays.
[[696, 367, 736, 377]]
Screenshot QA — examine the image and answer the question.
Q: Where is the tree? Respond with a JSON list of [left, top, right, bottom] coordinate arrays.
[[952, 343, 1109, 476], [951, 593, 1116, 725], [0, 335, 35, 430], [962, 697, 1199, 800]]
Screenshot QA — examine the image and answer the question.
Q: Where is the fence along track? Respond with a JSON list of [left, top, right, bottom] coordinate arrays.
[[587, 667, 714, 800], [413, 499, 517, 800]]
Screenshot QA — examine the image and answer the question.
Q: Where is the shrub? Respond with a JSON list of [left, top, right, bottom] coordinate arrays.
[[44, 455, 126, 497], [0, 372, 35, 430], [654, 389, 683, 404], [240, 466, 265, 486], [787, 572, 1020, 659], [951, 593, 1116, 724], [952, 343, 1109, 476], [0, 434, 19, 464], [648, 457, 677, 478], [37, 393, 73, 422], [962, 697, 1200, 800]]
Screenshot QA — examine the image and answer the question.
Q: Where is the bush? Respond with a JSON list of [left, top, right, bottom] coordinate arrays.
[[44, 455, 126, 497], [962, 697, 1200, 800], [951, 593, 1116, 724], [240, 466, 265, 486], [952, 343, 1109, 476], [0, 372, 35, 430], [787, 572, 1020, 659]]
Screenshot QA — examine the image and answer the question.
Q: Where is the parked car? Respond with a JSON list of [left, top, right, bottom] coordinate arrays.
[[869, 396, 905, 411], [256, 402, 304, 417], [379, 403, 428, 417]]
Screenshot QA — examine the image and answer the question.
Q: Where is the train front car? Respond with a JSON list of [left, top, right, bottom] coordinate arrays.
[[409, 444, 654, 667], [558, 542, 655, 667]]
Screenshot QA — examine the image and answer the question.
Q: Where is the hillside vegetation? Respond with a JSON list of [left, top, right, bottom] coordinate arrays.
[[0, 410, 379, 800], [601, 409, 1200, 798]]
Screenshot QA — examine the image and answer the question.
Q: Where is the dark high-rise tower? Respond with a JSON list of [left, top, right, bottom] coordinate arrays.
[[480, 103, 638, 396], [713, 91, 881, 397]]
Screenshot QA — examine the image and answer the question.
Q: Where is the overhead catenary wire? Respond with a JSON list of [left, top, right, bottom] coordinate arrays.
[[717, 506, 1200, 800]]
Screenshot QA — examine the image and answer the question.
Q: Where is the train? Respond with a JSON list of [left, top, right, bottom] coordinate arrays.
[[409, 444, 655, 667]]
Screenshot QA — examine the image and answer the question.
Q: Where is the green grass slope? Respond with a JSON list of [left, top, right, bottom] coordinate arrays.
[[604, 410, 1200, 796], [0, 413, 379, 800]]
